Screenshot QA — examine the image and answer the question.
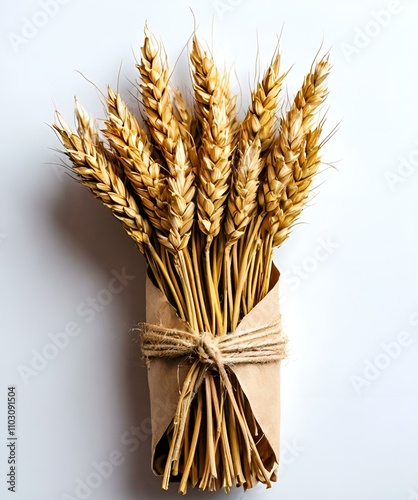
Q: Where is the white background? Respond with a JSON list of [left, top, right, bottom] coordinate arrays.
[[1, 0, 418, 499]]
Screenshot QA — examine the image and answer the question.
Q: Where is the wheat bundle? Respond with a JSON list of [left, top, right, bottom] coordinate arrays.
[[53, 25, 330, 494]]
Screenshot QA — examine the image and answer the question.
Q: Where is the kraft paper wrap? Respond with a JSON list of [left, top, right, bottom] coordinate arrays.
[[142, 265, 285, 478]]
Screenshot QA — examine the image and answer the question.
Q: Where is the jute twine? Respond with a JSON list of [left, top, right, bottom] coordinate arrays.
[[138, 319, 287, 368]]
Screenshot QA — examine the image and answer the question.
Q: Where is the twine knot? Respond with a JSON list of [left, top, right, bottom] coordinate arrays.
[[195, 331, 221, 365]]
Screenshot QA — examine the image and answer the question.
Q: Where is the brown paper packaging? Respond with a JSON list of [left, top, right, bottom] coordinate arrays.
[[142, 265, 284, 482]]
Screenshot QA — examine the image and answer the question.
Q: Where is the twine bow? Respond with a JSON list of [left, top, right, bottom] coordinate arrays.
[[138, 318, 287, 367]]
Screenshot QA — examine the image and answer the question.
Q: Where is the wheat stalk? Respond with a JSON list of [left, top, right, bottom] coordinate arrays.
[[138, 26, 208, 330], [253, 56, 330, 299], [223, 140, 263, 330], [191, 36, 237, 244]]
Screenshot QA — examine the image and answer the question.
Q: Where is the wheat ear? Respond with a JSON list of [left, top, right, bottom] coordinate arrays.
[[269, 57, 330, 246], [273, 123, 324, 247], [242, 49, 285, 153], [172, 87, 199, 169], [225, 140, 263, 247], [159, 138, 196, 253], [138, 24, 180, 168], [104, 87, 167, 233], [54, 105, 151, 253]]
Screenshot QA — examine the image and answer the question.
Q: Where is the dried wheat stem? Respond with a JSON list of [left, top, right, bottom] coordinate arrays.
[[178, 386, 203, 494], [231, 214, 265, 331], [157, 138, 200, 330]]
